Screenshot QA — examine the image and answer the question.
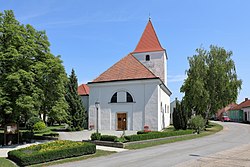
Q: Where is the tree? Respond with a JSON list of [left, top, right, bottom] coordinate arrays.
[[188, 115, 205, 134], [65, 69, 86, 131], [0, 10, 68, 125], [181, 45, 242, 121], [173, 101, 187, 130]]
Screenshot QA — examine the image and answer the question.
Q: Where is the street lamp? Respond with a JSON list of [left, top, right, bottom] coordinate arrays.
[[95, 101, 100, 134]]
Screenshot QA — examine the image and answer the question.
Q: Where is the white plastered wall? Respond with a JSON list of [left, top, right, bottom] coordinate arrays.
[[88, 79, 162, 131]]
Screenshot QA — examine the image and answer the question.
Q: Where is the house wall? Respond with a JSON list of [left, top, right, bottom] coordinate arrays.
[[158, 85, 170, 131], [170, 99, 179, 124], [229, 110, 243, 122], [132, 51, 167, 84], [242, 107, 250, 122], [80, 95, 89, 112], [88, 79, 165, 131]]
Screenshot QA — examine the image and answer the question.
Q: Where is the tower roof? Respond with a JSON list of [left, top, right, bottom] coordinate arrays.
[[89, 54, 158, 83], [133, 20, 165, 53]]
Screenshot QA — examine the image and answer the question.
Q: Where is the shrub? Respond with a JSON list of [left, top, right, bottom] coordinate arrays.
[[91, 132, 101, 140], [125, 130, 193, 142], [100, 135, 118, 142], [137, 131, 150, 135], [42, 132, 59, 137], [26, 117, 43, 131], [0, 133, 3, 145], [114, 136, 127, 143], [8, 140, 96, 166], [34, 128, 51, 134], [33, 121, 46, 131], [189, 115, 205, 134], [20, 132, 34, 143]]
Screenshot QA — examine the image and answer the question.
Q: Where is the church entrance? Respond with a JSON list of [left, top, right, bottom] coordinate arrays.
[[117, 113, 127, 130]]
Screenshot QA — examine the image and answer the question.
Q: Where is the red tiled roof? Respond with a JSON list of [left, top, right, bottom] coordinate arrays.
[[133, 20, 165, 53], [91, 54, 158, 83], [230, 99, 250, 110], [77, 84, 89, 95]]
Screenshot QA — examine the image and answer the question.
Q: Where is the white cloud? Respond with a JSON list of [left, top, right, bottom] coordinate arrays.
[[168, 75, 187, 83]]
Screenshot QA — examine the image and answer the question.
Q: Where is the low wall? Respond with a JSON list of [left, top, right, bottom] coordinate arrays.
[[83, 134, 196, 148]]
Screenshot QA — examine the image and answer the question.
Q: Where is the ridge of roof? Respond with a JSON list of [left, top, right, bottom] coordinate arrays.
[[133, 19, 165, 53], [77, 84, 89, 95], [90, 54, 158, 83]]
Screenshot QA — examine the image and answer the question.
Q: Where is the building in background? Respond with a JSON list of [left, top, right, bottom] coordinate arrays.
[[77, 84, 89, 113], [170, 98, 180, 124], [229, 98, 250, 122], [216, 103, 237, 121]]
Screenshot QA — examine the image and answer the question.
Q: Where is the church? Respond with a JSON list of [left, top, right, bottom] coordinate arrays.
[[86, 19, 171, 131]]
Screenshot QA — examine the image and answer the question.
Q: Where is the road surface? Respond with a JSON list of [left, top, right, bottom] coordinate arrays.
[[51, 122, 250, 167]]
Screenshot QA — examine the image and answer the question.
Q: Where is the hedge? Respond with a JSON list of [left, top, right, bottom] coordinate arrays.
[[100, 135, 118, 142], [8, 140, 96, 166], [125, 130, 193, 142]]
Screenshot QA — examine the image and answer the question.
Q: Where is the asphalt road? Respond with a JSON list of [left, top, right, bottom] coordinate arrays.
[[51, 122, 250, 167]]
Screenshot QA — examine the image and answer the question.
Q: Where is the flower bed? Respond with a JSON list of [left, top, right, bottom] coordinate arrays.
[[8, 140, 96, 166], [125, 130, 193, 142]]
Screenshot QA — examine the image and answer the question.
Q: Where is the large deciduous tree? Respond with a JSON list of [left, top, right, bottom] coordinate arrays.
[[181, 45, 242, 121], [65, 69, 86, 131], [0, 10, 68, 124]]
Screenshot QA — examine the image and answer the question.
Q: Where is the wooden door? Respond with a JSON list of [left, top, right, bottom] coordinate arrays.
[[117, 113, 127, 130]]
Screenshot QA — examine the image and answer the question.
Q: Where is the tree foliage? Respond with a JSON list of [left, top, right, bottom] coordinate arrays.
[[181, 45, 242, 120], [0, 10, 68, 124], [65, 69, 86, 131], [173, 101, 188, 130]]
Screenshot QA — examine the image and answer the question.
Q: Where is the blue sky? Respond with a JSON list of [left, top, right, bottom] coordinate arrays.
[[1, 0, 250, 103]]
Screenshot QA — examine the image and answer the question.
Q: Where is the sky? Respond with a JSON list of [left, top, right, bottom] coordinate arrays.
[[1, 0, 250, 103]]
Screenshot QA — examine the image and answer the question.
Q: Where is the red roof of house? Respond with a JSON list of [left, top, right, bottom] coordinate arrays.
[[230, 99, 250, 110], [90, 54, 158, 83], [77, 84, 89, 95], [133, 20, 165, 53]]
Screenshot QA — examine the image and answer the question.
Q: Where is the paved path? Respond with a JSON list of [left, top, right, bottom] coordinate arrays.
[[0, 141, 46, 157], [51, 122, 250, 167]]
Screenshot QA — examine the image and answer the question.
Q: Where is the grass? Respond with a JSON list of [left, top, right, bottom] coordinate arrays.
[[125, 122, 223, 149], [0, 158, 16, 167], [47, 124, 65, 131], [28, 150, 115, 167]]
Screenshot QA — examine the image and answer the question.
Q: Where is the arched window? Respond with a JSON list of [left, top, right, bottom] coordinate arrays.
[[126, 92, 133, 102], [145, 55, 150, 61], [110, 91, 134, 103], [111, 92, 117, 103]]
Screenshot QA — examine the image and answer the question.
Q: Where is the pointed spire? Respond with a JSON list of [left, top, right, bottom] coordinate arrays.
[[133, 20, 164, 53]]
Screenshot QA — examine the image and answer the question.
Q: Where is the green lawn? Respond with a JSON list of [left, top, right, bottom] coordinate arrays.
[[125, 122, 223, 149], [29, 150, 115, 167], [0, 158, 16, 167], [47, 124, 66, 131]]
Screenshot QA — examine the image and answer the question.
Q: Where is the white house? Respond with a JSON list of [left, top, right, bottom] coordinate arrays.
[[87, 20, 171, 131]]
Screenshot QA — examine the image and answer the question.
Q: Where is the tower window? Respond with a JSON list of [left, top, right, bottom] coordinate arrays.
[[145, 55, 150, 61]]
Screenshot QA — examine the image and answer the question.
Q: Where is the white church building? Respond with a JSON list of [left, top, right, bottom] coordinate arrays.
[[87, 20, 171, 131]]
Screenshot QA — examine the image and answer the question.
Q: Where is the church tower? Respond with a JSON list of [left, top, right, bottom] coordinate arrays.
[[132, 19, 167, 85]]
